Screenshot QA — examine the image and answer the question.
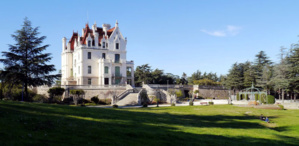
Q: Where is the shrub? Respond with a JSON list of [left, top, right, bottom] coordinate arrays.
[[209, 101, 214, 105], [99, 99, 111, 105], [52, 96, 62, 103], [32, 94, 48, 103], [189, 101, 194, 106], [48, 87, 65, 98], [143, 104, 148, 107], [175, 90, 183, 98], [259, 94, 266, 104], [63, 97, 73, 104], [171, 103, 175, 106], [112, 104, 118, 108], [255, 94, 258, 101], [267, 95, 275, 104], [236, 94, 240, 101], [91, 96, 99, 104], [278, 104, 284, 110]]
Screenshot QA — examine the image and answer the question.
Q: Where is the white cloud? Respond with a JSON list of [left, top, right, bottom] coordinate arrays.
[[201, 25, 242, 37]]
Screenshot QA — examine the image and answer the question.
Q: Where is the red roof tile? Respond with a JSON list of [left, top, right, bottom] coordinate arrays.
[[68, 24, 115, 50]]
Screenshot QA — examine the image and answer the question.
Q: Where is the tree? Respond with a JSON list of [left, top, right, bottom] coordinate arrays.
[[70, 89, 85, 105], [242, 61, 255, 88], [225, 63, 243, 93], [254, 51, 272, 89], [287, 44, 299, 97], [134, 64, 152, 86], [0, 18, 59, 101]]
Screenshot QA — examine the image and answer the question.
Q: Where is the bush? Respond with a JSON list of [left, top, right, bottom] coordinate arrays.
[[91, 96, 99, 104], [48, 87, 65, 98], [189, 101, 194, 106], [32, 94, 48, 103], [171, 103, 175, 106], [278, 104, 284, 110], [209, 102, 214, 105], [50, 96, 62, 103], [112, 104, 118, 108], [236, 94, 240, 101], [259, 94, 266, 104], [99, 99, 111, 105], [11, 89, 36, 101], [143, 104, 148, 107], [267, 95, 275, 104], [255, 94, 258, 101], [63, 97, 73, 104]]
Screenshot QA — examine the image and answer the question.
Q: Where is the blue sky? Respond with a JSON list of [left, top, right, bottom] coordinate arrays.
[[1, 0, 299, 77]]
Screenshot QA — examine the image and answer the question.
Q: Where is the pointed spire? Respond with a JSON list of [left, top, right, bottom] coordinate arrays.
[[115, 20, 118, 27]]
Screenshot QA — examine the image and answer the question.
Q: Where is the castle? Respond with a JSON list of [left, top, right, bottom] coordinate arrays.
[[61, 21, 134, 86]]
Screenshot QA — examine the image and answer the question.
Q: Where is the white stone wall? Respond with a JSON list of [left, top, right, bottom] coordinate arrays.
[[61, 21, 134, 86]]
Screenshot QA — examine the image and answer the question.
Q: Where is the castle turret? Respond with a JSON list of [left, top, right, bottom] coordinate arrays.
[[62, 37, 66, 51]]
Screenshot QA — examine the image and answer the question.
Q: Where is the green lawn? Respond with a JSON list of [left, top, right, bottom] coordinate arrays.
[[0, 101, 299, 145]]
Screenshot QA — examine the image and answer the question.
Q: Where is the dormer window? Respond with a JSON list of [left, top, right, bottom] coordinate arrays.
[[88, 41, 91, 47], [102, 42, 105, 48], [116, 43, 119, 49]]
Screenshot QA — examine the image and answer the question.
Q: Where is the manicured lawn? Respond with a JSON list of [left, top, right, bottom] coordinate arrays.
[[0, 101, 299, 145]]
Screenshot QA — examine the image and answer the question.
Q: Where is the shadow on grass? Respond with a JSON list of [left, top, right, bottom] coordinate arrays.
[[0, 101, 298, 145]]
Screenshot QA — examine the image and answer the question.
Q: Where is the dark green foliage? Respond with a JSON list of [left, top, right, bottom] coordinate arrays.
[[32, 94, 48, 103], [91, 96, 99, 104], [209, 102, 214, 105], [143, 104, 148, 107], [134, 64, 178, 86], [236, 94, 240, 101], [267, 95, 275, 104], [0, 18, 59, 101], [255, 94, 258, 101], [48, 87, 65, 98], [189, 100, 193, 106], [171, 103, 175, 106], [278, 104, 284, 110], [112, 104, 118, 108]]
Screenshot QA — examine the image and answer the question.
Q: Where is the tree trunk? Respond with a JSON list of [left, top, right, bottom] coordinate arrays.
[[278, 88, 281, 100]]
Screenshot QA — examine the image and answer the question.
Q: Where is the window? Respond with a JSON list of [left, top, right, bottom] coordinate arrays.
[[78, 66, 80, 74], [115, 66, 120, 76], [102, 53, 106, 59], [105, 66, 109, 74], [115, 54, 120, 63], [106, 43, 108, 48], [116, 43, 119, 49], [88, 78, 91, 85], [102, 42, 105, 48], [88, 41, 91, 47], [88, 52, 91, 59], [88, 66, 91, 74]]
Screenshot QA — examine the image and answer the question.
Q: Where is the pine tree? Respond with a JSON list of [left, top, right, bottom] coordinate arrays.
[[287, 45, 299, 94], [242, 61, 255, 88], [0, 18, 59, 101], [254, 51, 272, 89], [225, 63, 243, 92]]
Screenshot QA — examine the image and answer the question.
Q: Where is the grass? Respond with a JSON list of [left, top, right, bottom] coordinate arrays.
[[0, 101, 299, 145]]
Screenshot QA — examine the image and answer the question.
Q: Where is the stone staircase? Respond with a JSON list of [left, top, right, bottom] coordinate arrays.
[[117, 93, 139, 106]]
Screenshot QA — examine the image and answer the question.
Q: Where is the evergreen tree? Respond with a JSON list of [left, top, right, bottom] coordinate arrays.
[[254, 51, 272, 89], [134, 64, 152, 86], [242, 61, 255, 88], [287, 45, 299, 94], [225, 63, 244, 92], [0, 18, 58, 101]]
